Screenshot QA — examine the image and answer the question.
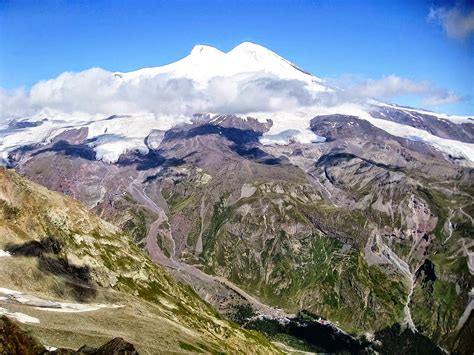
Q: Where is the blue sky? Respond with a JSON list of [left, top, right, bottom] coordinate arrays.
[[1, 0, 473, 114]]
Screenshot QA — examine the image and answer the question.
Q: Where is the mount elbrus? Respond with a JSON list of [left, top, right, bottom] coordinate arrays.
[[0, 42, 473, 354]]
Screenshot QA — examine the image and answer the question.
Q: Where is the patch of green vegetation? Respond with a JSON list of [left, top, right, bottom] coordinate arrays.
[[411, 278, 467, 344], [186, 227, 200, 249], [202, 196, 231, 266], [155, 233, 171, 258], [118, 193, 154, 244], [194, 185, 410, 334], [231, 304, 256, 324], [389, 238, 412, 260], [212, 221, 405, 334], [163, 185, 196, 217], [154, 170, 470, 349]]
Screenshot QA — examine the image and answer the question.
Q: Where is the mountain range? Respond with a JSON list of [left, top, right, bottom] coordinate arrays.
[[0, 42, 473, 353]]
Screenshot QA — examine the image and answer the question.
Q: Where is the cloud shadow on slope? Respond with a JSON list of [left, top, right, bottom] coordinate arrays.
[[5, 237, 97, 302], [31, 140, 97, 161], [163, 124, 283, 166], [116, 149, 186, 170]]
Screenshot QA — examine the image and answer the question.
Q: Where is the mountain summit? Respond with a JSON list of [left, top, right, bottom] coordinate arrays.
[[1, 42, 473, 165], [114, 41, 325, 88]]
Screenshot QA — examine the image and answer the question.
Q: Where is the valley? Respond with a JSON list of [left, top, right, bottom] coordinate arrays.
[[0, 41, 472, 353]]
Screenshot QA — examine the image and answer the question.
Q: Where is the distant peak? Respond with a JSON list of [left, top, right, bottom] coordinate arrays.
[[232, 41, 269, 50], [229, 42, 276, 56], [189, 42, 277, 58], [190, 44, 224, 56]]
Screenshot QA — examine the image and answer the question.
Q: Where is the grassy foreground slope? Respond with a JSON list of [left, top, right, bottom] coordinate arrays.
[[0, 168, 279, 354]]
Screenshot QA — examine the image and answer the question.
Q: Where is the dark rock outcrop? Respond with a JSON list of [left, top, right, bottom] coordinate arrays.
[[0, 316, 46, 355], [0, 316, 139, 355]]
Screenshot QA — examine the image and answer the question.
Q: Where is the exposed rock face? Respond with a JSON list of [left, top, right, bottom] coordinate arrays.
[[7, 113, 474, 352], [0, 316, 138, 355], [310, 114, 454, 166], [369, 106, 474, 143], [0, 316, 46, 355], [79, 337, 138, 354]]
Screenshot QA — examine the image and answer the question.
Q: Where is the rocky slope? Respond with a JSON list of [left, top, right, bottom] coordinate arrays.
[[0, 168, 279, 353], [0, 316, 139, 355], [7, 112, 473, 353]]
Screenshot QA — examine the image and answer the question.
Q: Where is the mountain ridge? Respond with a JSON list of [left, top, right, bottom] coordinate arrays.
[[1, 42, 473, 165]]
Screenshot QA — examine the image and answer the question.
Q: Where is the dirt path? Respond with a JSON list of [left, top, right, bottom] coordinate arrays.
[[443, 209, 455, 245], [456, 288, 474, 330], [461, 238, 474, 275], [128, 176, 178, 268]]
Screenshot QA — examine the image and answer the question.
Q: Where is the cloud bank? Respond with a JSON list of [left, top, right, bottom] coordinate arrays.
[[0, 68, 463, 126], [326, 75, 461, 107], [0, 69, 317, 123]]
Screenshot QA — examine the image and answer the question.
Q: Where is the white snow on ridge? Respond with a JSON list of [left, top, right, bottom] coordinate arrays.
[[86, 113, 186, 162], [0, 287, 22, 295], [0, 286, 125, 325], [251, 104, 474, 164], [0, 112, 191, 163], [1, 104, 473, 165], [257, 110, 326, 145], [360, 111, 474, 162], [36, 302, 123, 313], [377, 102, 473, 124]]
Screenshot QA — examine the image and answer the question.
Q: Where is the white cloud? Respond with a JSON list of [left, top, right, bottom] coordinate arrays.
[[428, 3, 474, 39], [423, 92, 461, 106], [0, 69, 462, 127], [343, 75, 430, 97], [0, 88, 36, 126], [331, 75, 461, 107], [0, 69, 318, 124]]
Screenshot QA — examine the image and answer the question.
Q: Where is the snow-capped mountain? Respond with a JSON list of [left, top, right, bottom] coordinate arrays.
[[114, 42, 326, 89], [1, 42, 473, 164]]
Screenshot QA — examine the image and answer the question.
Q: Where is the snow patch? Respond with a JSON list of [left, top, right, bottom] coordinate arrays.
[[252, 105, 474, 163], [0, 249, 11, 257], [0, 307, 40, 324], [260, 129, 325, 145], [0, 287, 22, 295], [376, 102, 473, 124], [0, 287, 123, 313], [37, 303, 123, 313]]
